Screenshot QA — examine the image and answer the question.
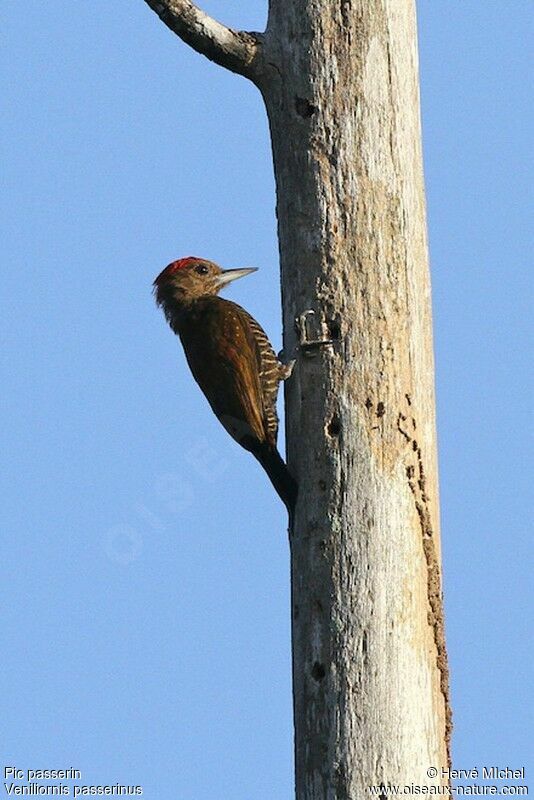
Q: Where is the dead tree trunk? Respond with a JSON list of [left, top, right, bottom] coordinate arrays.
[[143, 1, 451, 796]]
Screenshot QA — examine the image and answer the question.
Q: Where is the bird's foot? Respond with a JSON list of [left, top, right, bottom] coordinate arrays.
[[277, 356, 296, 380]]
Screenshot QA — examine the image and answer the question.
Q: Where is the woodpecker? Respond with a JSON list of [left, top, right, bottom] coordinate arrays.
[[153, 256, 297, 514]]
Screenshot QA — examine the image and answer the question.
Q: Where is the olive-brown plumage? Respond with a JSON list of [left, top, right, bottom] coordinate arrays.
[[153, 256, 297, 513]]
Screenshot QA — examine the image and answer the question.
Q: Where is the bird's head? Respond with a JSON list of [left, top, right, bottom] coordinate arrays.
[[153, 257, 257, 308]]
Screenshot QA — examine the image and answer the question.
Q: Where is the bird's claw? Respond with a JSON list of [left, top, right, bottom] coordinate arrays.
[[279, 359, 296, 380]]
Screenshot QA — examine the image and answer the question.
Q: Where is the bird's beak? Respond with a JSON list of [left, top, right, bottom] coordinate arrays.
[[217, 267, 258, 286]]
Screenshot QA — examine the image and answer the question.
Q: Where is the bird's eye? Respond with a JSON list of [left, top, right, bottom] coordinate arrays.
[[195, 264, 209, 275]]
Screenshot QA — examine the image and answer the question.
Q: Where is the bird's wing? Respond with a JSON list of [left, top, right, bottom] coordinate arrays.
[[232, 305, 281, 446], [179, 297, 268, 448]]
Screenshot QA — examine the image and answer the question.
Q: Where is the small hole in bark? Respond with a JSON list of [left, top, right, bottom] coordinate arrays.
[[327, 320, 341, 340], [295, 96, 318, 118], [327, 414, 341, 436], [311, 662, 326, 681], [376, 402, 386, 417], [365, 397, 373, 411]]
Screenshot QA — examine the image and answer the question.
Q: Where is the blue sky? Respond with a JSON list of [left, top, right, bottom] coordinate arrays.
[[2, 1, 531, 797]]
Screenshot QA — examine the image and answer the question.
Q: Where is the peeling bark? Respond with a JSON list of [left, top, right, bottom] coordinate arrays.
[[257, 3, 451, 793]]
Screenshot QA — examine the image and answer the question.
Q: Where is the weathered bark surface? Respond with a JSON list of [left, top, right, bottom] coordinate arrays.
[[143, 0, 260, 76], [255, 2, 451, 796], [143, 1, 451, 797]]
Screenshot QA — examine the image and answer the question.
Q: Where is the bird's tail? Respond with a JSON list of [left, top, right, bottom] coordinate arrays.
[[253, 443, 298, 517]]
